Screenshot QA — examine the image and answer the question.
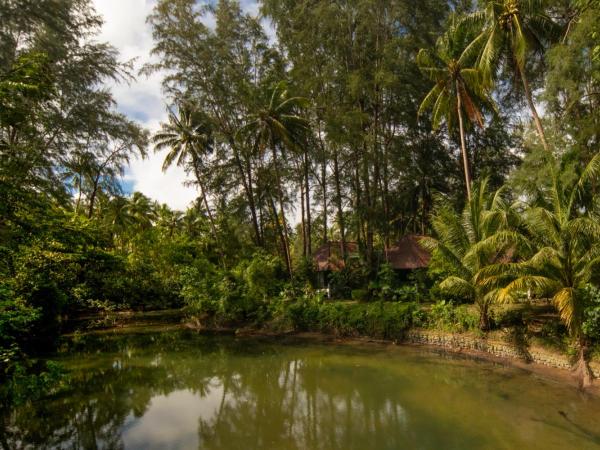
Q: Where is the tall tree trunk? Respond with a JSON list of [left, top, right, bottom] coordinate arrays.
[[272, 147, 293, 277], [245, 156, 263, 246], [576, 337, 594, 389], [192, 170, 226, 265], [300, 181, 306, 258], [333, 147, 347, 259], [304, 148, 312, 256], [87, 174, 101, 219], [519, 65, 550, 153], [75, 175, 83, 214], [229, 137, 262, 246], [268, 194, 289, 275], [321, 158, 328, 245], [258, 204, 265, 245], [382, 135, 391, 249], [362, 143, 374, 269], [456, 84, 472, 202], [316, 119, 328, 246], [87, 145, 125, 219], [192, 157, 219, 243], [353, 155, 363, 251]]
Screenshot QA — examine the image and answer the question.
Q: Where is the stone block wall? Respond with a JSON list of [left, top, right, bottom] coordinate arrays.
[[405, 329, 600, 378]]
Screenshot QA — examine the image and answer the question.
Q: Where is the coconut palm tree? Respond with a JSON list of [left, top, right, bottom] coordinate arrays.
[[156, 203, 183, 238], [421, 179, 525, 330], [239, 81, 309, 276], [417, 23, 496, 202], [101, 195, 136, 249], [494, 152, 600, 386], [465, 0, 560, 152], [182, 207, 205, 238], [128, 192, 157, 231], [153, 106, 219, 242]]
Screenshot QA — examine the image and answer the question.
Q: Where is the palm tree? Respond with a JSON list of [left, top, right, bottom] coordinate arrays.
[[417, 23, 496, 202], [421, 179, 525, 330], [128, 192, 157, 231], [102, 195, 135, 249], [494, 153, 600, 386], [182, 207, 204, 238], [153, 106, 219, 242], [155, 203, 183, 238], [239, 81, 309, 276], [466, 0, 560, 152]]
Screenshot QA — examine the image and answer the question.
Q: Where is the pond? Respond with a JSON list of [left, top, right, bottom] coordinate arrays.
[[3, 328, 600, 450]]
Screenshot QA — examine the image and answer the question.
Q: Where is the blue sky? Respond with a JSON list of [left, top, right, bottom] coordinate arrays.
[[92, 0, 262, 210]]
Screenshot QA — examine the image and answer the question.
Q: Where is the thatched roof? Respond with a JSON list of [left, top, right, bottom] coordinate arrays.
[[313, 241, 358, 272], [313, 236, 431, 272], [385, 235, 431, 270]]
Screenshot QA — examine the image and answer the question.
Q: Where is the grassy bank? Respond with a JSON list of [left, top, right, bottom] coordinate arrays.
[[184, 296, 600, 377]]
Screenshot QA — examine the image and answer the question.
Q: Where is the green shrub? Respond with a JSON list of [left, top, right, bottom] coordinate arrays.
[[537, 318, 570, 352], [0, 283, 40, 350], [328, 261, 369, 299], [424, 301, 478, 332], [392, 285, 418, 302], [277, 293, 323, 331], [180, 252, 286, 327], [283, 300, 416, 339], [370, 263, 398, 300], [351, 288, 369, 301], [583, 285, 600, 342], [293, 257, 317, 286], [179, 261, 219, 320], [492, 307, 526, 329]]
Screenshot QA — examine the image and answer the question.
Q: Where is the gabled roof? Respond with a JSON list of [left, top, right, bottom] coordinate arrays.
[[312, 236, 431, 272], [313, 241, 358, 272], [385, 234, 431, 269]]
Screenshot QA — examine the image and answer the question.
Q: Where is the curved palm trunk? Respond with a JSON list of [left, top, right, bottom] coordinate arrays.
[[478, 302, 491, 331], [519, 66, 550, 153], [456, 84, 472, 202], [575, 337, 594, 389]]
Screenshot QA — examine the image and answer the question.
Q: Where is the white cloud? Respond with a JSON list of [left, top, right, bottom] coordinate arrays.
[[92, 0, 197, 210], [92, 0, 263, 211]]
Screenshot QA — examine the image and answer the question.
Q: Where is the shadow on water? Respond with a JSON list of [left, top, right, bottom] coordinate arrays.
[[2, 329, 600, 450]]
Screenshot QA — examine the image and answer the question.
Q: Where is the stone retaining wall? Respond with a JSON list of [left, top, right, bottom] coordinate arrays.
[[405, 329, 600, 378]]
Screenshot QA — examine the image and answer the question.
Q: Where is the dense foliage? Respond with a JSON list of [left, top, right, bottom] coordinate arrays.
[[1, 0, 600, 394]]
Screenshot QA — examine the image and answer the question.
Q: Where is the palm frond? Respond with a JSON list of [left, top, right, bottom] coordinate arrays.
[[418, 83, 443, 118], [553, 288, 579, 334], [439, 276, 476, 300]]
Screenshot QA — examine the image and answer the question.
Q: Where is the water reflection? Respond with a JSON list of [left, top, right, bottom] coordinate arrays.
[[2, 330, 600, 450]]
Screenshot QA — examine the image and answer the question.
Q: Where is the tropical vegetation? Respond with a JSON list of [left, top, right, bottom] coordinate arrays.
[[2, 0, 600, 403]]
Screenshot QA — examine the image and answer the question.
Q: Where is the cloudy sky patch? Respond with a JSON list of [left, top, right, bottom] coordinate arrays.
[[92, 0, 262, 211]]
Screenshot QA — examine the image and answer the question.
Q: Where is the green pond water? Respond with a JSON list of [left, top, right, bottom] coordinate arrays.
[[3, 328, 600, 450]]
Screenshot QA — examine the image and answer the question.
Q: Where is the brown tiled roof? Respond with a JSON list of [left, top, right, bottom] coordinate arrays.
[[385, 235, 431, 269], [313, 241, 358, 272]]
